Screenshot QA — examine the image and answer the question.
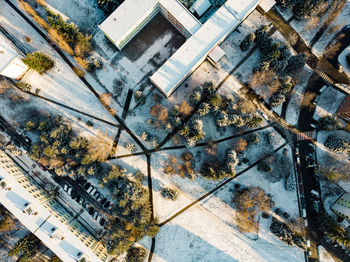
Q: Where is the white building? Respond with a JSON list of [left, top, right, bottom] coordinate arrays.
[[99, 0, 273, 97], [0, 150, 107, 262], [0, 44, 28, 80]]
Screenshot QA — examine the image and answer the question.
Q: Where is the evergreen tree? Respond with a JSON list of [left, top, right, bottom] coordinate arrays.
[[240, 33, 256, 51], [22, 52, 54, 74]]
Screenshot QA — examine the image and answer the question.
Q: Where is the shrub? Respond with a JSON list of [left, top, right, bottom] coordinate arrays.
[[16, 82, 32, 92], [240, 33, 256, 51], [258, 161, 273, 173], [269, 92, 285, 107], [22, 52, 54, 74], [126, 246, 146, 262], [285, 54, 306, 74], [318, 115, 340, 131], [86, 120, 93, 127], [324, 135, 350, 153], [161, 187, 178, 200], [126, 142, 136, 152], [255, 25, 270, 42]]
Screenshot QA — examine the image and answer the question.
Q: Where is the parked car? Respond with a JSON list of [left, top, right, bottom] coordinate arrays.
[[24, 136, 32, 145], [100, 198, 107, 205], [99, 218, 106, 227], [78, 197, 84, 205], [0, 125, 4, 132], [67, 187, 72, 195], [71, 190, 77, 199], [88, 207, 94, 215], [90, 188, 97, 196], [63, 184, 68, 191], [103, 201, 110, 209], [87, 186, 94, 194], [38, 163, 47, 171], [83, 182, 91, 190]]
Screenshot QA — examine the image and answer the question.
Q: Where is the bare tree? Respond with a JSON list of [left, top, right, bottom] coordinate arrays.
[[83, 130, 114, 163]]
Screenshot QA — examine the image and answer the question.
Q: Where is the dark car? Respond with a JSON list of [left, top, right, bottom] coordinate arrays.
[[100, 218, 106, 227], [103, 201, 110, 209], [100, 198, 107, 205], [71, 190, 78, 199], [38, 163, 47, 171], [83, 182, 91, 190], [0, 125, 4, 132]]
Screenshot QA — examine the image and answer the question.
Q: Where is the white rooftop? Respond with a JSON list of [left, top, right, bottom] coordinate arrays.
[[159, 0, 202, 35], [259, 0, 276, 13], [190, 0, 211, 17], [224, 0, 260, 20], [99, 0, 158, 47], [0, 163, 102, 262], [150, 3, 241, 96], [99, 0, 201, 49], [0, 43, 18, 72]]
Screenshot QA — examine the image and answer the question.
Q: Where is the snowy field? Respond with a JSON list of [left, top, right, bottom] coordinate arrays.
[[142, 143, 304, 262]]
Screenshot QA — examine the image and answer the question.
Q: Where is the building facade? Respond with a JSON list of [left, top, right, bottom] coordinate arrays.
[[0, 150, 107, 262]]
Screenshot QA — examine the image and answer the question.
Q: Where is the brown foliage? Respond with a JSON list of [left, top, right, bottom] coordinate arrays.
[[50, 157, 64, 168], [288, 217, 306, 236], [300, 92, 316, 108], [150, 104, 168, 123], [0, 213, 17, 231], [18, 0, 49, 30], [100, 93, 113, 106], [36, 0, 46, 7], [179, 101, 192, 116], [85, 130, 114, 162], [233, 187, 272, 233], [164, 152, 194, 178], [235, 138, 247, 152], [47, 28, 74, 55], [238, 99, 256, 114], [74, 56, 89, 70], [205, 142, 217, 156], [304, 16, 320, 32], [72, 66, 85, 77]]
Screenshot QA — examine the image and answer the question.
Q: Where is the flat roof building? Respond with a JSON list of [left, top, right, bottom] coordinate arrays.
[[0, 150, 107, 262], [0, 43, 28, 80], [100, 0, 266, 97]]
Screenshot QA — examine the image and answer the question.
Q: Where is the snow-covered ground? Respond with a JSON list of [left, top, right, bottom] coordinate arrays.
[[285, 66, 313, 126], [312, 2, 350, 57], [143, 143, 304, 262], [0, 1, 118, 125], [319, 245, 335, 262], [313, 86, 346, 121]]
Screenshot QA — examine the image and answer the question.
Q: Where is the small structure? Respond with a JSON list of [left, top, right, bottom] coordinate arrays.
[[0, 177, 11, 191], [23, 202, 38, 216], [332, 193, 350, 221], [259, 0, 276, 13], [337, 95, 350, 121], [50, 227, 65, 240], [0, 44, 28, 80], [190, 0, 211, 17], [207, 45, 226, 67]]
